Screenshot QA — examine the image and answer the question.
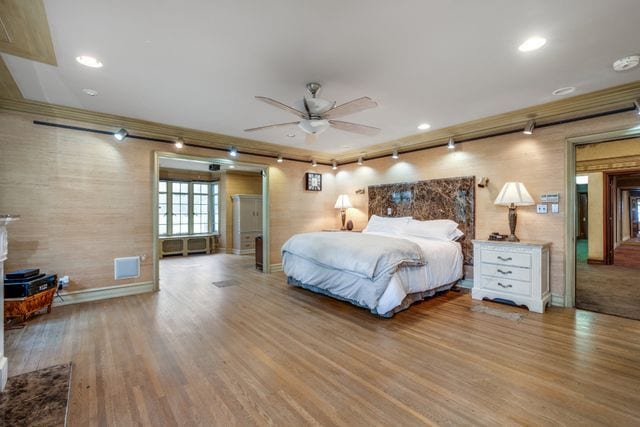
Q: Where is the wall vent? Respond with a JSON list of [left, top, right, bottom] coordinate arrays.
[[114, 256, 140, 280]]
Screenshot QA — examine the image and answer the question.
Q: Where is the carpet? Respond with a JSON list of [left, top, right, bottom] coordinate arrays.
[[0, 363, 72, 427], [471, 304, 525, 321]]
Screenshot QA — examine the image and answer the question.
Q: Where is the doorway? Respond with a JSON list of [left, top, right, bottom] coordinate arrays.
[[574, 139, 640, 320], [152, 152, 270, 291]]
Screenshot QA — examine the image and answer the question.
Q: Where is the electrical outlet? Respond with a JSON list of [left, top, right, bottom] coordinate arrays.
[[536, 204, 548, 214], [551, 203, 559, 213]]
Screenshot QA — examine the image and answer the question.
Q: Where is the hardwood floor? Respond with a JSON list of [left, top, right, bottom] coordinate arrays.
[[5, 254, 640, 426]]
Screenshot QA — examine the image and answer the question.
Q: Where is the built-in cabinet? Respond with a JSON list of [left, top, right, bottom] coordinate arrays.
[[232, 195, 262, 255]]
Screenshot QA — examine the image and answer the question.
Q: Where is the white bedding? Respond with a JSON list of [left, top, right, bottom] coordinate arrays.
[[283, 231, 463, 315]]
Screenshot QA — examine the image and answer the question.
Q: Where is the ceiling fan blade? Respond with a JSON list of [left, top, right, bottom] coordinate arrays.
[[329, 120, 381, 136], [322, 97, 377, 119], [255, 96, 308, 119], [305, 133, 319, 144], [244, 122, 300, 132]]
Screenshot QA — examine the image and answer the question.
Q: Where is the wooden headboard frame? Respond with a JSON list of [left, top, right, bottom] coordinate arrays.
[[367, 176, 476, 265]]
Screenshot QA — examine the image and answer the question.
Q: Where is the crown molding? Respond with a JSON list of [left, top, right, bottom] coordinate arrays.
[[339, 80, 640, 163], [0, 97, 337, 162]]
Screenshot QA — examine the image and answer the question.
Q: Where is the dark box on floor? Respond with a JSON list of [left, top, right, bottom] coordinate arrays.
[[4, 273, 57, 299]]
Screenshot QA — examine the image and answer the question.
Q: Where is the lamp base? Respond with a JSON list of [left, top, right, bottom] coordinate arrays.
[[507, 234, 520, 242], [340, 209, 347, 230], [507, 205, 519, 242]]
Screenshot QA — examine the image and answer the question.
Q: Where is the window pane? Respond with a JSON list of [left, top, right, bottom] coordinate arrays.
[[159, 224, 167, 235], [159, 181, 167, 192], [159, 194, 166, 204]]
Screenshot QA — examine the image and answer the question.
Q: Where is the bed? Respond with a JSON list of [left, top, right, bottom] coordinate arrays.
[[282, 176, 475, 317]]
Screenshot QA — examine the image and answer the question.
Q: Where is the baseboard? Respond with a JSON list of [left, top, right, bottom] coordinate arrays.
[[0, 356, 7, 391], [270, 263, 283, 272], [53, 281, 154, 307], [587, 258, 605, 265], [551, 293, 565, 307], [232, 249, 255, 255]]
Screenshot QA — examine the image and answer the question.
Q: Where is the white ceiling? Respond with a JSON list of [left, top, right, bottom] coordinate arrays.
[[5, 0, 640, 154]]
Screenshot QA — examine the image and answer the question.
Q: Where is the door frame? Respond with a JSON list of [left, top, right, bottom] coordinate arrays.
[[152, 151, 270, 291], [565, 126, 640, 307]]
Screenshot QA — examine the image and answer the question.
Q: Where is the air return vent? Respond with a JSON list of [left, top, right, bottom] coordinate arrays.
[[114, 256, 140, 280]]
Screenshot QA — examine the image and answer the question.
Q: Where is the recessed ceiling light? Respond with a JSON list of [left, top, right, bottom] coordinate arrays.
[[75, 55, 103, 68], [417, 123, 431, 130], [518, 37, 547, 52], [286, 133, 296, 138], [82, 88, 98, 96], [342, 145, 352, 150], [552, 86, 576, 96], [613, 55, 640, 72]]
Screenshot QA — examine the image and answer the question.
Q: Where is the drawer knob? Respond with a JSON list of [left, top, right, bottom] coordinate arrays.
[[497, 269, 512, 275], [497, 282, 513, 288], [497, 256, 512, 261]]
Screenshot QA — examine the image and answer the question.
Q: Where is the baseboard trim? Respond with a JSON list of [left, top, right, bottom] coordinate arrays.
[[53, 281, 154, 307], [587, 258, 605, 265], [0, 356, 7, 391], [270, 263, 283, 272], [551, 293, 565, 307], [232, 249, 255, 255]]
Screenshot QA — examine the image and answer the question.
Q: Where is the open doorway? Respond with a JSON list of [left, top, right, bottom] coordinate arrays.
[[152, 153, 269, 291], [574, 139, 640, 320]]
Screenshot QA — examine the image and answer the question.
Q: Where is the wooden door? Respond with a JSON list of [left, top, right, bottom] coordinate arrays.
[[577, 193, 588, 239]]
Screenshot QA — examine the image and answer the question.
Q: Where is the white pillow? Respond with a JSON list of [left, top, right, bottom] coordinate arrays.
[[363, 215, 412, 234], [401, 219, 460, 240], [449, 228, 465, 241]]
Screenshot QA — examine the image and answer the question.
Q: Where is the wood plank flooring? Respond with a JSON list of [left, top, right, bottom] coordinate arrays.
[[5, 254, 640, 426]]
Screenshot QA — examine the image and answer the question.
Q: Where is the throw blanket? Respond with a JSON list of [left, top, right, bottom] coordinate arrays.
[[283, 232, 425, 279]]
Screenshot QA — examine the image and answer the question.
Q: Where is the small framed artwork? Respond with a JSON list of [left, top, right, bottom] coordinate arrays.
[[305, 172, 322, 191]]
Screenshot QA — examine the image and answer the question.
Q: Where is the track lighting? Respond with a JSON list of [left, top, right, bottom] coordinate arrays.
[[175, 138, 184, 149], [447, 138, 455, 149], [332, 160, 337, 170], [523, 120, 536, 135], [634, 99, 640, 115], [277, 154, 283, 163], [229, 146, 238, 157], [392, 149, 399, 159], [357, 156, 364, 166], [311, 159, 317, 167], [113, 128, 128, 142]]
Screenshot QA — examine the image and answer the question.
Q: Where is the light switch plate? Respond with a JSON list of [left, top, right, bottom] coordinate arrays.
[[537, 204, 548, 214], [551, 203, 559, 213]]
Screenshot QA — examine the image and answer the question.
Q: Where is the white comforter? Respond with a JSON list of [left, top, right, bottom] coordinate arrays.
[[283, 231, 463, 315]]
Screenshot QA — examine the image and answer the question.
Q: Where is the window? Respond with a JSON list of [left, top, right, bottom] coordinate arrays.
[[159, 180, 219, 236]]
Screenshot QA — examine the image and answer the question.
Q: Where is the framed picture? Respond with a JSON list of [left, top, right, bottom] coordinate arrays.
[[305, 172, 322, 191]]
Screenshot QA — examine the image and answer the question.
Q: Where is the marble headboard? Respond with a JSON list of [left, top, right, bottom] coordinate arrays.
[[368, 176, 476, 265]]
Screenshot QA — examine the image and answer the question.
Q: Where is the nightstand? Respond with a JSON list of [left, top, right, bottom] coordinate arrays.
[[471, 240, 551, 313]]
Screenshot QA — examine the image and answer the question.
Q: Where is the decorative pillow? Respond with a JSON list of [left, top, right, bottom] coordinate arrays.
[[449, 228, 465, 241], [401, 219, 460, 240], [363, 215, 412, 234]]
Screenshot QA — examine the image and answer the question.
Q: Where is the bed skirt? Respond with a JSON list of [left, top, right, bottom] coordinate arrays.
[[287, 276, 455, 318]]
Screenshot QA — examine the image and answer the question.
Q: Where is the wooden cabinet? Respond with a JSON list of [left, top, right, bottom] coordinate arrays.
[[471, 240, 551, 313], [232, 195, 262, 255]]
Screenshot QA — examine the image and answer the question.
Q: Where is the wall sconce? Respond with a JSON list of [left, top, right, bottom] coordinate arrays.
[[478, 177, 489, 188], [355, 188, 365, 195]]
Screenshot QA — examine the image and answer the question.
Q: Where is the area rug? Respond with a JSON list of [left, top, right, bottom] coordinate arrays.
[[471, 305, 525, 321], [0, 362, 72, 426]]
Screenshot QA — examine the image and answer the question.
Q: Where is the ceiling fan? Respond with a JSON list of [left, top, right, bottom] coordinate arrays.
[[245, 82, 380, 143]]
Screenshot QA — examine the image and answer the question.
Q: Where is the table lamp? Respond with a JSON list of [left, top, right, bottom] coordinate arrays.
[[334, 194, 353, 230], [494, 182, 534, 242]]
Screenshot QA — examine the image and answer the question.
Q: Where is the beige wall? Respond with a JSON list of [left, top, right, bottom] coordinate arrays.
[[586, 172, 604, 261], [2, 109, 640, 298]]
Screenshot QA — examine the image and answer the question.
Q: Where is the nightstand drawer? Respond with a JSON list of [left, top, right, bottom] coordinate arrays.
[[481, 263, 530, 282], [481, 249, 531, 267], [481, 276, 532, 296]]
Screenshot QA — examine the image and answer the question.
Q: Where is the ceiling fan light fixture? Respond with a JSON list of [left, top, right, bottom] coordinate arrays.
[[113, 128, 128, 142], [298, 119, 330, 135]]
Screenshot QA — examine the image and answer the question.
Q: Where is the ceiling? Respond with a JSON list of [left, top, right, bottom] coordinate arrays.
[[3, 0, 640, 155]]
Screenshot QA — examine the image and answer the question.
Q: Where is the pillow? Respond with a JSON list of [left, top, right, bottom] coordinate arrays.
[[449, 228, 465, 241], [363, 215, 412, 234], [401, 219, 460, 240]]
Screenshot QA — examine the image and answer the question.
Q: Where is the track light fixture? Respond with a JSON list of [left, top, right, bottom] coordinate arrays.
[[634, 99, 640, 115], [447, 137, 455, 149], [113, 128, 128, 142], [175, 138, 184, 149], [229, 146, 238, 157], [277, 154, 283, 163], [357, 156, 364, 166], [332, 160, 337, 170], [392, 149, 399, 159], [311, 159, 317, 167], [523, 120, 536, 135]]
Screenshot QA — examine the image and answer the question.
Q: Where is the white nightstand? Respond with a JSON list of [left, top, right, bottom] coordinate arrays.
[[471, 240, 551, 313]]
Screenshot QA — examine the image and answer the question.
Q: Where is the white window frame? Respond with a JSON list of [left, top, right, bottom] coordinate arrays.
[[160, 180, 219, 236]]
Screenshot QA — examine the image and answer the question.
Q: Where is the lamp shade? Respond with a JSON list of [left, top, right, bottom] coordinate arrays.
[[334, 194, 353, 209], [494, 182, 534, 206]]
